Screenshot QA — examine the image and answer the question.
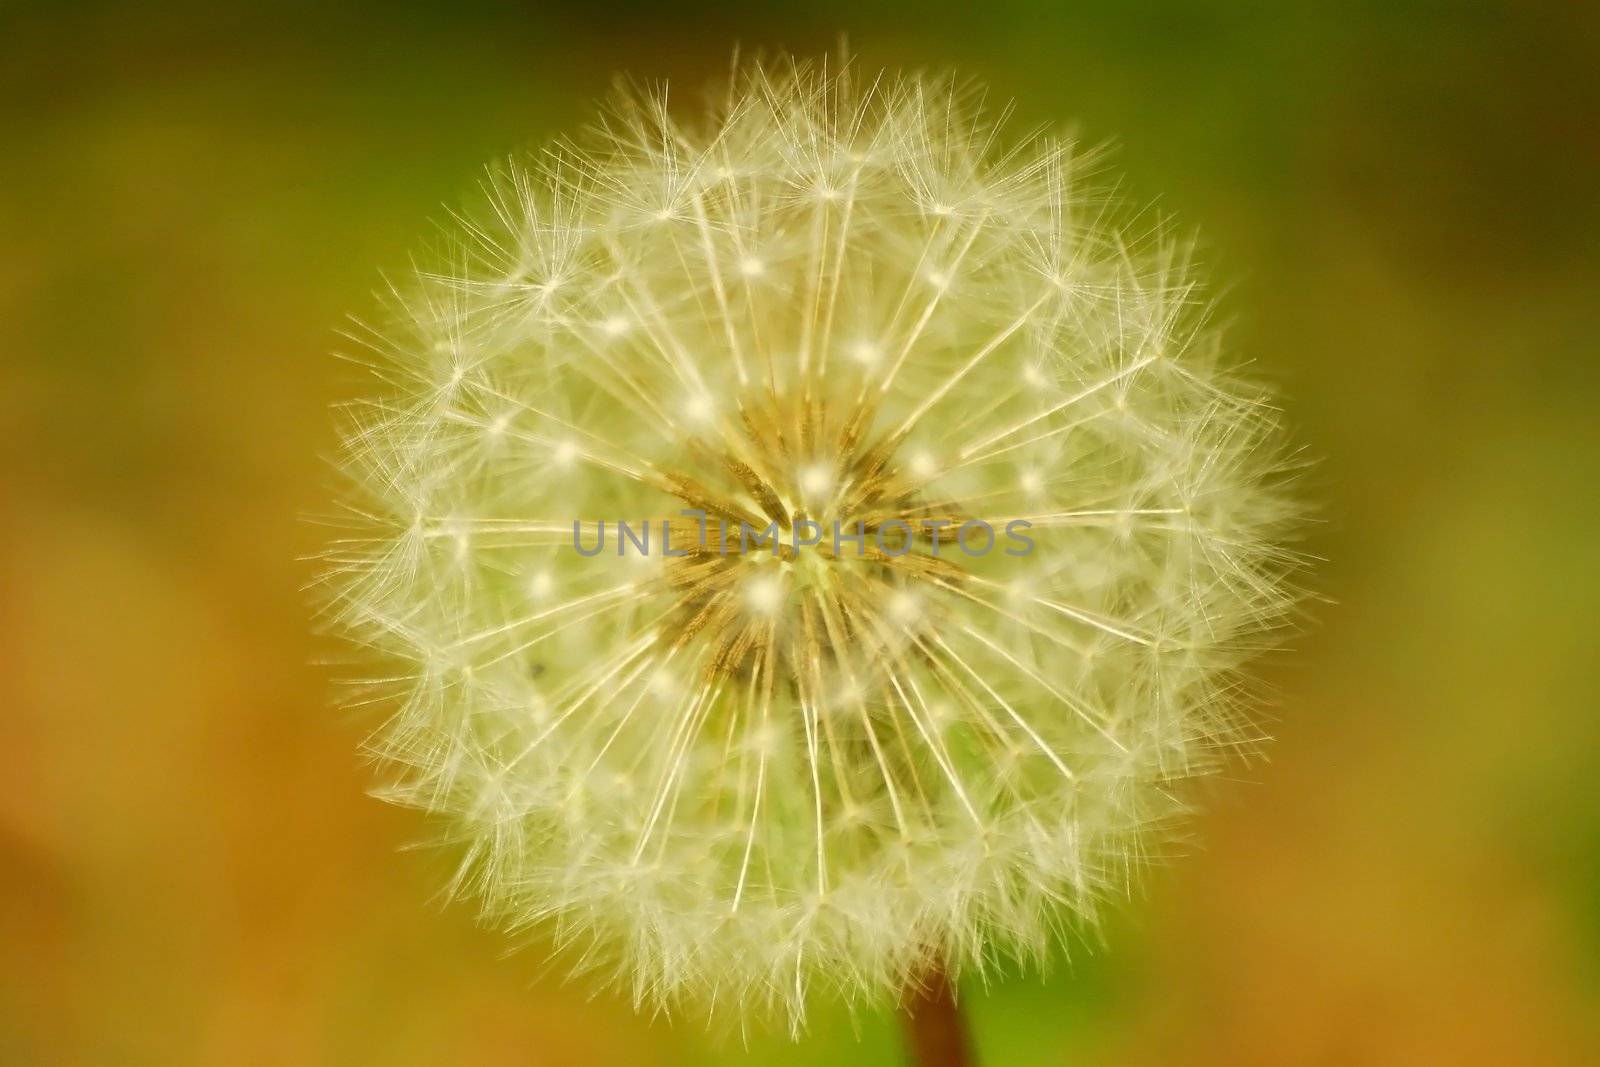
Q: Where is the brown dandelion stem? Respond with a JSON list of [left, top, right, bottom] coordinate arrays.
[[900, 959, 974, 1067]]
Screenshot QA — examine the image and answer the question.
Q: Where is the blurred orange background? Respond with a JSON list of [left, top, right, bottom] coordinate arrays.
[[4, 2, 1598, 1064]]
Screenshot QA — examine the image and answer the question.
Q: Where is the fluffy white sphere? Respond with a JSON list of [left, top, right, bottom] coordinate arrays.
[[324, 58, 1300, 1030]]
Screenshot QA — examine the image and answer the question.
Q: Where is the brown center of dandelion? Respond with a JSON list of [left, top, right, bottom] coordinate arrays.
[[650, 390, 971, 686]]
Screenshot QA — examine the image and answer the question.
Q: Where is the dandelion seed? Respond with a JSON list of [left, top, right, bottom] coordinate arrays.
[[909, 449, 941, 481], [745, 574, 785, 615], [684, 393, 715, 423], [848, 340, 881, 366], [798, 464, 834, 499], [529, 571, 554, 599]]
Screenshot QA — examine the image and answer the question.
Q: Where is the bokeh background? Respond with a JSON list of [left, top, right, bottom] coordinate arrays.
[[4, 2, 1598, 1064]]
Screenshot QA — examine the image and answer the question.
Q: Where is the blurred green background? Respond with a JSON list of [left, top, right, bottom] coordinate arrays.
[[4, 2, 1598, 1063]]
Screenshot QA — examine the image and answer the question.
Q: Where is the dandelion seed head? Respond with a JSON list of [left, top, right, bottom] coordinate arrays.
[[322, 56, 1302, 1032]]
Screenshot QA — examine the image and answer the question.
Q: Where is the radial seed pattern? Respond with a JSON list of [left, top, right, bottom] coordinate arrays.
[[324, 60, 1300, 1029]]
